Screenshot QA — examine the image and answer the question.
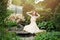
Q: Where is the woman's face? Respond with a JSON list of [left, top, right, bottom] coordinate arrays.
[[32, 11, 37, 16], [32, 11, 36, 16]]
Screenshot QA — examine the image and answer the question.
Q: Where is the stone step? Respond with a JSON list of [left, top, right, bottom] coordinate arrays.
[[20, 36, 35, 40], [9, 31, 35, 37]]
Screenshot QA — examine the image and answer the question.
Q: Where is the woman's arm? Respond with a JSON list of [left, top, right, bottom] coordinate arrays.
[[26, 11, 32, 16], [36, 13, 40, 18]]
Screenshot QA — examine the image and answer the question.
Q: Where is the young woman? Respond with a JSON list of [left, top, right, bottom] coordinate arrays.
[[23, 10, 44, 33]]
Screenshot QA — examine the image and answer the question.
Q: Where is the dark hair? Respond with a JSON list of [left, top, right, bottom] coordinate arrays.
[[31, 11, 38, 16]]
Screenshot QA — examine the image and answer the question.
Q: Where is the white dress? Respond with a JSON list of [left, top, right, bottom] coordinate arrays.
[[23, 12, 44, 33]]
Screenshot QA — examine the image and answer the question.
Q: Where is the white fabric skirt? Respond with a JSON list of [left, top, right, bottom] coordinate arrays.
[[23, 22, 44, 33]]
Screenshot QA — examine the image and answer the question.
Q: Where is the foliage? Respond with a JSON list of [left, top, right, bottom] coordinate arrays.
[[5, 20, 17, 27], [38, 21, 47, 28], [4, 9, 16, 27], [6, 9, 14, 16], [12, 0, 22, 6], [0, 0, 8, 26], [0, 0, 19, 40], [38, 21, 55, 31], [12, 0, 35, 6], [4, 10, 17, 27], [0, 31, 20, 40], [54, 4, 60, 31], [5, 32, 20, 40], [35, 32, 60, 40]]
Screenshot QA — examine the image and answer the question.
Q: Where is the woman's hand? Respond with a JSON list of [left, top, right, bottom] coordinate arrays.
[[36, 13, 40, 18]]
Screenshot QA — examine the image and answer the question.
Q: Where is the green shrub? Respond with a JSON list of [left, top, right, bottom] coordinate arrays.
[[0, 0, 8, 26], [38, 21, 55, 31], [0, 0, 19, 40], [1, 31, 20, 40], [6, 9, 14, 16], [54, 4, 60, 31], [5, 20, 17, 27], [38, 21, 47, 28], [35, 32, 60, 40]]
